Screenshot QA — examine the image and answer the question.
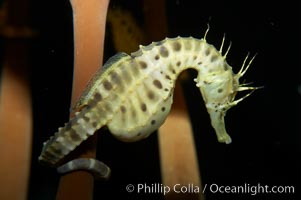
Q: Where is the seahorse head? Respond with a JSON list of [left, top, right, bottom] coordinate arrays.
[[195, 54, 259, 144]]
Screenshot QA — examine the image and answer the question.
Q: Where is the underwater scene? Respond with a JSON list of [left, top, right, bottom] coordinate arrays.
[[0, 0, 298, 199]]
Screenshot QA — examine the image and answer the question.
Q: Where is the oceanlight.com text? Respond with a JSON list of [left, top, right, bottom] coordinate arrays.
[[203, 183, 295, 196]]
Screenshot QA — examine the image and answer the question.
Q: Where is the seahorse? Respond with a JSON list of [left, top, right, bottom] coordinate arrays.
[[39, 28, 260, 179]]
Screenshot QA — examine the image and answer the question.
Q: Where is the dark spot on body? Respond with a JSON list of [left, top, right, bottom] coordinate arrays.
[[151, 120, 156, 125], [110, 71, 121, 85], [141, 103, 147, 112], [172, 41, 181, 51], [137, 132, 142, 136], [211, 55, 218, 62], [94, 93, 102, 101], [88, 99, 97, 107], [155, 55, 160, 60], [85, 105, 92, 110], [161, 107, 166, 112], [193, 55, 197, 60], [164, 88, 169, 92], [139, 61, 147, 69], [223, 63, 229, 71], [159, 46, 169, 57], [51, 146, 63, 155], [69, 129, 81, 141], [103, 80, 112, 90], [120, 105, 126, 113], [205, 48, 210, 56], [218, 88, 223, 93], [168, 64, 176, 74], [197, 61, 202, 65], [176, 61, 181, 67], [82, 116, 90, 122], [165, 75, 171, 80], [92, 122, 98, 128], [104, 103, 112, 112], [147, 91, 155, 100], [153, 79, 163, 89]]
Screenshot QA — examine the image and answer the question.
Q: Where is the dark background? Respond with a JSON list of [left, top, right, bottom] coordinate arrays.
[[28, 0, 298, 199]]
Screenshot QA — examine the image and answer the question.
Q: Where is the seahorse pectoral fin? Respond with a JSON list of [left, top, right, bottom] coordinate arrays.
[[207, 108, 232, 144]]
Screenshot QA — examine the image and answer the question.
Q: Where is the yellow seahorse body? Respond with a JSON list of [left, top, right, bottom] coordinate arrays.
[[39, 32, 260, 178]]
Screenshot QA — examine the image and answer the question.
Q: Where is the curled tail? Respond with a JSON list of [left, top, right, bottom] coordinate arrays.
[[57, 158, 111, 180]]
